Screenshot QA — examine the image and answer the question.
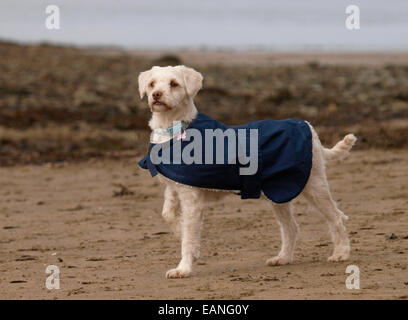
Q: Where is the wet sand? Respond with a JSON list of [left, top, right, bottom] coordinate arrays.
[[0, 150, 407, 299], [0, 42, 407, 299]]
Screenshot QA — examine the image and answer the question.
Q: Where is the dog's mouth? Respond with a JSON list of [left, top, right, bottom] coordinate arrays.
[[151, 101, 172, 112]]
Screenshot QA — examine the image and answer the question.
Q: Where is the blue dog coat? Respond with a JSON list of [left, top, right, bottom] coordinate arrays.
[[139, 113, 312, 203]]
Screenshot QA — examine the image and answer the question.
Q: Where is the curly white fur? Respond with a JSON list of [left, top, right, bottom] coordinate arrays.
[[138, 65, 356, 278]]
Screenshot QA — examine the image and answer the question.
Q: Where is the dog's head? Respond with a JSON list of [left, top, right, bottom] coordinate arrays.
[[138, 65, 203, 113]]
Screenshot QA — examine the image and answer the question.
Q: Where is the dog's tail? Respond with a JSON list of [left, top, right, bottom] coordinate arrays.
[[323, 134, 357, 161]]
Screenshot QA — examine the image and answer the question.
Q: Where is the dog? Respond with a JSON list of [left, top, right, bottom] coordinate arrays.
[[138, 65, 356, 279]]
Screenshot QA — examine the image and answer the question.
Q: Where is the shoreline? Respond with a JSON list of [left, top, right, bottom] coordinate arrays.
[[3, 40, 408, 66], [1, 41, 408, 165], [91, 48, 408, 66]]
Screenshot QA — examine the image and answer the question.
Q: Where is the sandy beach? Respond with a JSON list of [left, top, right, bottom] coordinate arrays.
[[1, 150, 407, 299], [0, 41, 407, 299]]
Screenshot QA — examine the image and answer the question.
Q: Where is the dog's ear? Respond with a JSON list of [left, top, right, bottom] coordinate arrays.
[[138, 69, 153, 99], [180, 66, 203, 99]]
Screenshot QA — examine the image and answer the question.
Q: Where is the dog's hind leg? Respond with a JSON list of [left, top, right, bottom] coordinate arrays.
[[267, 202, 299, 266], [302, 169, 350, 262], [166, 187, 204, 278], [162, 185, 181, 238], [303, 124, 351, 261]]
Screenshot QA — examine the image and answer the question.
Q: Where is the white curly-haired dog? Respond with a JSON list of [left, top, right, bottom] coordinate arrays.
[[138, 65, 356, 279]]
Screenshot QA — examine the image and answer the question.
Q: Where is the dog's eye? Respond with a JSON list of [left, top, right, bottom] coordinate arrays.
[[149, 81, 155, 88], [170, 81, 179, 88]]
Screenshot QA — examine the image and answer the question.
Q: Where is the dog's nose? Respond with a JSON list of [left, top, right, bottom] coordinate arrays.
[[153, 91, 162, 100]]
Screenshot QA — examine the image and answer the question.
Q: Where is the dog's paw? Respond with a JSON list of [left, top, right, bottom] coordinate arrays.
[[328, 246, 350, 262], [266, 255, 292, 266], [165, 268, 191, 279]]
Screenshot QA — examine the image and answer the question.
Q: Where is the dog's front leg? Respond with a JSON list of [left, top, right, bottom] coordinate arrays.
[[166, 187, 203, 279], [162, 185, 181, 238]]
